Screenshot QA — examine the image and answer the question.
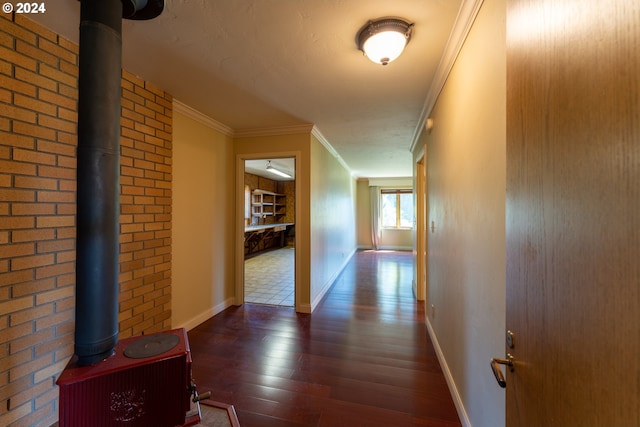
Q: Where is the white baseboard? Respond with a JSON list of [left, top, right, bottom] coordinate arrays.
[[379, 245, 412, 251], [426, 318, 472, 427], [174, 298, 235, 331], [308, 248, 357, 312]]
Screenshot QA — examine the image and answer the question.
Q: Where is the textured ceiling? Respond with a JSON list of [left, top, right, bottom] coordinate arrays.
[[31, 0, 465, 178]]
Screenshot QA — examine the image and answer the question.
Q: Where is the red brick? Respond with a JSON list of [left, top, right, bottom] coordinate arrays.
[[0, 242, 34, 258], [35, 308, 73, 331], [122, 88, 145, 106], [12, 121, 56, 140], [55, 250, 75, 264], [57, 37, 78, 55], [121, 126, 145, 141], [37, 88, 76, 111], [0, 17, 36, 44], [38, 38, 76, 65], [121, 146, 145, 160], [0, 188, 35, 202], [34, 262, 74, 280], [37, 239, 74, 254], [10, 228, 54, 243], [9, 329, 53, 353], [0, 86, 10, 102], [38, 114, 76, 134], [14, 62, 57, 91], [14, 15, 56, 42], [36, 215, 74, 228], [36, 165, 75, 180], [34, 285, 73, 305], [144, 116, 165, 131], [39, 64, 76, 88], [13, 93, 57, 116], [0, 132, 35, 150], [36, 190, 74, 203], [0, 45, 37, 72], [35, 140, 75, 157], [56, 154, 76, 169], [11, 253, 54, 271], [122, 70, 144, 87], [58, 82, 78, 99], [11, 278, 55, 298], [14, 176, 57, 190], [0, 103, 37, 123], [52, 227, 75, 239], [11, 203, 55, 216], [57, 106, 77, 123], [10, 304, 53, 327], [122, 107, 144, 123]]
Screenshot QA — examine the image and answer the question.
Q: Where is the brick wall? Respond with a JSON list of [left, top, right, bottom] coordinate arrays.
[[0, 14, 172, 427], [118, 70, 172, 339]]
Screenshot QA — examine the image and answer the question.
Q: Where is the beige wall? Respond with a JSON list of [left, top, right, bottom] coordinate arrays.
[[355, 179, 372, 248], [172, 111, 235, 329], [414, 1, 507, 426], [380, 229, 412, 250], [309, 135, 357, 308]]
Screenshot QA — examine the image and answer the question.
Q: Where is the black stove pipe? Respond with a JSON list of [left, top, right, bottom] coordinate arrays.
[[74, 0, 123, 366], [74, 0, 164, 366]]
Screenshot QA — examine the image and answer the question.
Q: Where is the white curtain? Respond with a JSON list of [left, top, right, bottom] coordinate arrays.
[[370, 185, 381, 250]]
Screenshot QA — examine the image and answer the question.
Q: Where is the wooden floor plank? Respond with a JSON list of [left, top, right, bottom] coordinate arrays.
[[188, 250, 461, 427]]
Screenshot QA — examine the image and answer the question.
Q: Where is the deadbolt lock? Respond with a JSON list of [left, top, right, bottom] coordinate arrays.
[[506, 330, 515, 348]]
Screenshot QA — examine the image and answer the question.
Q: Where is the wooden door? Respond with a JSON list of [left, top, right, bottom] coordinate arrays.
[[505, 0, 640, 426]]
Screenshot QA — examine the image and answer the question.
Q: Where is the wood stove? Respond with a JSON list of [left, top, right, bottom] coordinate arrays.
[[57, 329, 203, 427]]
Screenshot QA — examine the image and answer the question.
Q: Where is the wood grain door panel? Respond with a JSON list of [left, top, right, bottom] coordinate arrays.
[[506, 0, 640, 425]]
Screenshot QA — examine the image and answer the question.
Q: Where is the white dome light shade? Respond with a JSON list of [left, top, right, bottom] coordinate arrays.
[[356, 18, 413, 66], [362, 31, 408, 65]]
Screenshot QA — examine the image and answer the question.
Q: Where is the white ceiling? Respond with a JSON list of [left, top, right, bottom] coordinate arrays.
[[30, 0, 468, 179]]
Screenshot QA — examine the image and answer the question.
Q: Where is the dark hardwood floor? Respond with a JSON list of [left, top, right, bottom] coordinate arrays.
[[188, 250, 461, 427]]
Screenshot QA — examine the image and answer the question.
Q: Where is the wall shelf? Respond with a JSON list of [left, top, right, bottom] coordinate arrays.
[[252, 189, 286, 218]]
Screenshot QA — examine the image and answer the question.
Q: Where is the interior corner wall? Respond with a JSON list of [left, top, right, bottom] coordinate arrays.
[[171, 111, 235, 330], [309, 135, 357, 310], [420, 1, 506, 426]]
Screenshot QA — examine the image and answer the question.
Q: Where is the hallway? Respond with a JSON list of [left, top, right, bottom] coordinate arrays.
[[187, 250, 461, 427]]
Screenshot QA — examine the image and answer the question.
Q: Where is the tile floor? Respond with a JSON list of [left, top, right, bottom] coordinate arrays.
[[244, 247, 294, 307]]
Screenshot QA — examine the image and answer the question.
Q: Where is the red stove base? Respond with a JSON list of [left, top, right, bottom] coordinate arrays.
[[57, 328, 196, 427]]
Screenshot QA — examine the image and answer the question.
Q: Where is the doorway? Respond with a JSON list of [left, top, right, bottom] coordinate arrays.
[[242, 158, 296, 307], [415, 153, 427, 307]]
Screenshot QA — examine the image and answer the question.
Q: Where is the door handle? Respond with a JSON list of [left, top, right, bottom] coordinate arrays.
[[490, 354, 514, 388]]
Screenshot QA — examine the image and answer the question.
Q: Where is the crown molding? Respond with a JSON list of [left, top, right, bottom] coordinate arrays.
[[409, 0, 485, 153], [311, 126, 353, 175], [234, 124, 314, 138], [171, 100, 355, 176], [173, 99, 235, 137]]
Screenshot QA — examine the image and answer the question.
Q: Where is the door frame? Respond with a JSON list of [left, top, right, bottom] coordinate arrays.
[[235, 151, 302, 310], [414, 150, 427, 303]]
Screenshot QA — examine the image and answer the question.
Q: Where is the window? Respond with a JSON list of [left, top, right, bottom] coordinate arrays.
[[381, 189, 413, 229]]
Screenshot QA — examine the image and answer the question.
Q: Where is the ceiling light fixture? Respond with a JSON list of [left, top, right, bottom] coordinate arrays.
[[356, 17, 413, 66], [266, 161, 292, 179]]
